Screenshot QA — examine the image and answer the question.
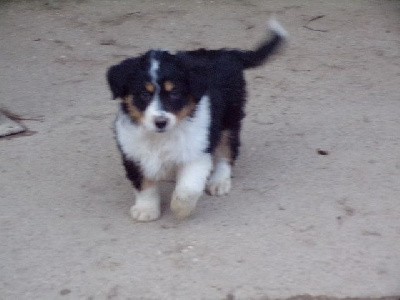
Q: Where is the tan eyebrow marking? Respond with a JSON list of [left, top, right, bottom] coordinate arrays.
[[164, 81, 175, 92], [145, 82, 155, 93]]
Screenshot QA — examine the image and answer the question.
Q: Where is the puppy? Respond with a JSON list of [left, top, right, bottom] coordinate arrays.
[[107, 19, 287, 221]]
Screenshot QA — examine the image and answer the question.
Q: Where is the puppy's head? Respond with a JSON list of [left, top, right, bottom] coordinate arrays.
[[107, 50, 198, 133]]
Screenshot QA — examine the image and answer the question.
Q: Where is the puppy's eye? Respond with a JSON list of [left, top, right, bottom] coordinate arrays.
[[140, 91, 152, 102], [169, 90, 181, 101]]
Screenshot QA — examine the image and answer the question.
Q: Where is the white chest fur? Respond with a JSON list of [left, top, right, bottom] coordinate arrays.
[[115, 96, 211, 180]]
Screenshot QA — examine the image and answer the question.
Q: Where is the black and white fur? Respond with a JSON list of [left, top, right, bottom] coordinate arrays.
[[107, 19, 287, 221]]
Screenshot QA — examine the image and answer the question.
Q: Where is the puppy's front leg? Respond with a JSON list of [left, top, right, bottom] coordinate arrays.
[[171, 154, 213, 219], [122, 157, 160, 222], [130, 180, 161, 222]]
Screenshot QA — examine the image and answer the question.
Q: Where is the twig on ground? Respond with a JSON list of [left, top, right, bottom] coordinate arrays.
[[303, 15, 328, 32], [0, 108, 44, 122]]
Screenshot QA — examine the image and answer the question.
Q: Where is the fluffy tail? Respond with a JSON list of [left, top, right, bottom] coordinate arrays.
[[237, 18, 288, 69]]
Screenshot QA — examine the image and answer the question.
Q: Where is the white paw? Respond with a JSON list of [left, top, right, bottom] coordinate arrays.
[[206, 176, 231, 196], [130, 203, 160, 222], [170, 191, 202, 219], [206, 161, 232, 196]]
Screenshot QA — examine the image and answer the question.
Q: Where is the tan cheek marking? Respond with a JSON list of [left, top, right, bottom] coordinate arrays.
[[214, 130, 233, 164], [123, 95, 144, 123], [145, 82, 155, 93], [164, 81, 175, 92], [175, 96, 196, 121]]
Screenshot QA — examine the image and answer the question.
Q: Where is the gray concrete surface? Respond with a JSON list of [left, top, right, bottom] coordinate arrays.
[[1, 1, 399, 299]]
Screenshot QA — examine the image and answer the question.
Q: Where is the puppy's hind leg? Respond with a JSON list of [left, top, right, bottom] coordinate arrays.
[[122, 157, 161, 222], [207, 130, 234, 196]]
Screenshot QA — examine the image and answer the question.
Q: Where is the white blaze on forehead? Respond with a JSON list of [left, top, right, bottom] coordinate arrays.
[[149, 55, 160, 84], [144, 57, 176, 131], [148, 53, 162, 108]]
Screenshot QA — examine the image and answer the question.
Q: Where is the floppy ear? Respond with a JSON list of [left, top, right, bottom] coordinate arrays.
[[107, 64, 126, 99], [106, 58, 137, 99], [187, 67, 209, 101], [175, 53, 209, 101]]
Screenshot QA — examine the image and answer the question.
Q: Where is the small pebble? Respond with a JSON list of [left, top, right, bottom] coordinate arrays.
[[60, 289, 71, 296], [317, 149, 329, 155]]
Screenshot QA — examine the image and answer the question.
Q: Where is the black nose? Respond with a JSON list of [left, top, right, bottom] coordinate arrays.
[[154, 116, 168, 130]]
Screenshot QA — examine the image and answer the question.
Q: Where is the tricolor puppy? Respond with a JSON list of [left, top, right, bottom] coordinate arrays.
[[107, 19, 287, 221]]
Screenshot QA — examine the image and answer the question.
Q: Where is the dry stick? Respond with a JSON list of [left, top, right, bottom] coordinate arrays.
[[303, 15, 328, 32], [0, 108, 44, 122]]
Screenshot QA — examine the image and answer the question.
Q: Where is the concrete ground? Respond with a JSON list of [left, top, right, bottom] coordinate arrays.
[[1, 0, 399, 299]]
